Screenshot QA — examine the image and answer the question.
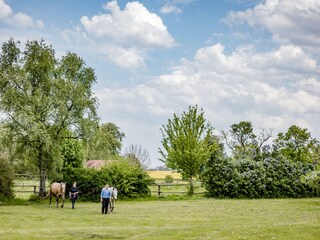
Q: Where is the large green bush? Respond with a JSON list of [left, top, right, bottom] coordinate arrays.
[[202, 156, 238, 198], [203, 157, 316, 198], [0, 157, 14, 200], [263, 158, 314, 198], [61, 159, 153, 201]]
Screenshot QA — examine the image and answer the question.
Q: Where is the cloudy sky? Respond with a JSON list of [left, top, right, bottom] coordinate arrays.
[[1, 0, 319, 167]]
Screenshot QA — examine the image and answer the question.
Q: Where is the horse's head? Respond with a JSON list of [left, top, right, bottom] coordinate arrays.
[[60, 182, 66, 194]]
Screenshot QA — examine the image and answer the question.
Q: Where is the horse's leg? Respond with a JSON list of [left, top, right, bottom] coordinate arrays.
[[111, 199, 115, 212], [56, 196, 59, 208], [61, 196, 64, 208], [49, 195, 52, 207]]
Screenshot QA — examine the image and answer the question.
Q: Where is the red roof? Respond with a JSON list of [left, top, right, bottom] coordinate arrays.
[[85, 160, 114, 169]]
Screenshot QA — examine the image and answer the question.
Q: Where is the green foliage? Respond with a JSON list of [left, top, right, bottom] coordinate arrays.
[[262, 158, 313, 198], [0, 156, 15, 200], [164, 175, 174, 183], [222, 121, 273, 161], [273, 125, 319, 163], [28, 194, 41, 203], [159, 105, 217, 195], [301, 170, 320, 195], [0, 39, 99, 197], [86, 122, 125, 160], [203, 156, 317, 198], [202, 155, 238, 198], [61, 159, 153, 201], [62, 139, 84, 169]]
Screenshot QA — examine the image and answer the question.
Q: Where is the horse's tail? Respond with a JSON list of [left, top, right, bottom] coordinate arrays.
[[44, 189, 51, 199]]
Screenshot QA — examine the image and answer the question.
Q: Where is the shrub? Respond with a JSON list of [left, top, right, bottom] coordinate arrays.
[[203, 157, 317, 198], [202, 156, 238, 198], [164, 175, 174, 183], [0, 156, 14, 200], [61, 159, 154, 201], [301, 170, 320, 195]]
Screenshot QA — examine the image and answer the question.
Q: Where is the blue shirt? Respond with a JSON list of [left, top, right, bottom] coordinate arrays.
[[101, 188, 111, 198]]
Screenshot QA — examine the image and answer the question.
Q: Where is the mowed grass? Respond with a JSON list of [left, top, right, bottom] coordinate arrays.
[[0, 198, 319, 240]]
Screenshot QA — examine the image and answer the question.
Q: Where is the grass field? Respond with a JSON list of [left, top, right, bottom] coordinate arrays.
[[0, 198, 319, 240]]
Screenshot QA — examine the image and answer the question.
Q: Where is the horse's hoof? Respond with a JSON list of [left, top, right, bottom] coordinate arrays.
[[61, 205, 64, 208]]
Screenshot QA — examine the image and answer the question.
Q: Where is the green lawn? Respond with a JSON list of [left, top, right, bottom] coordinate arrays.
[[0, 198, 319, 239]]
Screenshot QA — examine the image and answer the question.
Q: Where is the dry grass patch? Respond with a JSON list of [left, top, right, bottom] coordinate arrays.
[[147, 170, 182, 179]]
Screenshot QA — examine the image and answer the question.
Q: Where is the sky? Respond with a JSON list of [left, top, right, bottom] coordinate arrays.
[[1, 0, 320, 167]]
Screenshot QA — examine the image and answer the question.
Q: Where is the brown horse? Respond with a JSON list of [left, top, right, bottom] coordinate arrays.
[[46, 182, 66, 208]]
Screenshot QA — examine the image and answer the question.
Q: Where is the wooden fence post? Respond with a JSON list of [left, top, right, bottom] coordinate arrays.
[[158, 185, 161, 196], [33, 186, 36, 194]]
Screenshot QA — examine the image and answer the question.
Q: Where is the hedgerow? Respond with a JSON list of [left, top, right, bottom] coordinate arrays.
[[202, 157, 317, 198]]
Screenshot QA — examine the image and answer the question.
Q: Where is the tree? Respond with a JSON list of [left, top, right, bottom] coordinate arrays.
[[62, 138, 84, 169], [273, 125, 319, 163], [159, 105, 217, 195], [0, 39, 98, 197], [221, 121, 272, 161], [124, 143, 151, 169], [0, 156, 14, 200], [85, 122, 125, 160]]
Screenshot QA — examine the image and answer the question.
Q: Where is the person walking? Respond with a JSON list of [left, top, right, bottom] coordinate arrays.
[[100, 184, 111, 214], [109, 185, 118, 213], [69, 182, 79, 209]]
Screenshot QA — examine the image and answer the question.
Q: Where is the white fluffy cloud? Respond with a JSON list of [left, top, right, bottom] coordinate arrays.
[[81, 1, 174, 48], [0, 0, 12, 20], [76, 0, 175, 70], [225, 0, 320, 47], [99, 44, 146, 69], [160, 4, 182, 15], [0, 0, 44, 29]]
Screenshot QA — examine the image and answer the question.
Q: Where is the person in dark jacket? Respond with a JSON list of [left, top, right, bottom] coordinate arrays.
[[69, 182, 79, 209]]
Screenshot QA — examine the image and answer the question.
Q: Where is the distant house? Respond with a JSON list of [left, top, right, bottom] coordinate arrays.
[[85, 160, 114, 170]]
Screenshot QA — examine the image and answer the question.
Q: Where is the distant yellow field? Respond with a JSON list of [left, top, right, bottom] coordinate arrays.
[[147, 170, 182, 179]]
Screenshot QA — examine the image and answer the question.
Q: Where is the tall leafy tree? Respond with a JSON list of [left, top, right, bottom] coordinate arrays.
[[273, 125, 319, 163], [159, 105, 217, 195], [86, 122, 125, 160], [0, 39, 98, 197], [62, 139, 84, 169], [222, 121, 272, 160]]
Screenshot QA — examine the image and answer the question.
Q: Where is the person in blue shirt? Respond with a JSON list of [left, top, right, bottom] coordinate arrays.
[[100, 184, 111, 214]]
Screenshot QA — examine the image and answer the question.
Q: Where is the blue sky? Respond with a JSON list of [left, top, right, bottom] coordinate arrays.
[[1, 0, 320, 167]]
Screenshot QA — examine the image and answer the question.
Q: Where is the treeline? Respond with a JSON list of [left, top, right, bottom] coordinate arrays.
[[202, 122, 320, 198], [160, 106, 320, 198]]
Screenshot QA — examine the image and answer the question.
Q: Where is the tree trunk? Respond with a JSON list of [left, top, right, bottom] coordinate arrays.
[[38, 148, 47, 198], [188, 177, 194, 196], [38, 167, 47, 198]]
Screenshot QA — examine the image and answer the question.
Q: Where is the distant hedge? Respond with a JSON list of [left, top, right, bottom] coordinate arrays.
[[60, 159, 154, 201], [202, 157, 317, 198]]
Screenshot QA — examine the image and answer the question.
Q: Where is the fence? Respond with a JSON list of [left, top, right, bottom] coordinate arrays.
[[150, 183, 206, 197], [14, 184, 38, 194], [13, 174, 39, 180]]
